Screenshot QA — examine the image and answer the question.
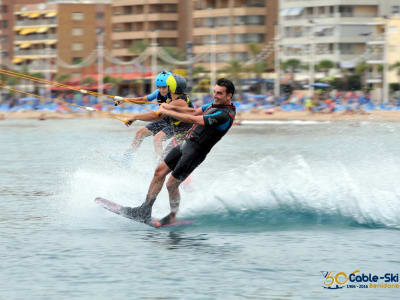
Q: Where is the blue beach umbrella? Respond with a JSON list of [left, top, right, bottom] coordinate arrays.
[[312, 83, 331, 88]]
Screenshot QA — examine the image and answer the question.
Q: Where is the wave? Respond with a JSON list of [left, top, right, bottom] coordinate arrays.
[[177, 154, 400, 231], [183, 203, 395, 230]]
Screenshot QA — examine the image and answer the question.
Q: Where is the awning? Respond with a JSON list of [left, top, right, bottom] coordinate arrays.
[[280, 8, 291, 16], [45, 40, 57, 45], [12, 58, 24, 64], [45, 11, 57, 18], [28, 12, 41, 19], [315, 26, 334, 33], [36, 27, 49, 33], [19, 28, 36, 35], [20, 43, 32, 49], [288, 7, 304, 16]]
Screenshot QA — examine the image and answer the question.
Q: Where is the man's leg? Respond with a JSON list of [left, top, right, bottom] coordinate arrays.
[[121, 127, 152, 164], [145, 161, 172, 207], [131, 127, 152, 152], [153, 130, 167, 159], [125, 161, 171, 223], [162, 175, 182, 224]]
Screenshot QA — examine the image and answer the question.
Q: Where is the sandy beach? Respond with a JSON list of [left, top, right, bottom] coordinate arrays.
[[1, 110, 400, 122]]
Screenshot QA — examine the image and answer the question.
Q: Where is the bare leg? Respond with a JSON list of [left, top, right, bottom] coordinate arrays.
[[153, 131, 167, 159], [145, 161, 172, 207], [163, 175, 183, 224], [125, 162, 171, 223], [131, 127, 152, 152]]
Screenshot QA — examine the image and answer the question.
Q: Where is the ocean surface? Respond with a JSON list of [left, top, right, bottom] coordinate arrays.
[[1, 118, 400, 299]]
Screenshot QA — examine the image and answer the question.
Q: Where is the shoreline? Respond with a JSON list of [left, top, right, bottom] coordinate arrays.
[[1, 110, 400, 122]]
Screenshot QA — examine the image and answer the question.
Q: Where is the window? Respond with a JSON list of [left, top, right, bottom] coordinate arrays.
[[73, 57, 83, 64], [96, 12, 104, 19], [2, 5, 8, 13], [339, 6, 353, 17], [393, 6, 400, 14], [72, 12, 84, 21], [1, 20, 8, 29], [204, 17, 216, 27], [217, 35, 229, 44], [72, 28, 83, 36], [217, 17, 230, 27], [247, 15, 264, 25], [72, 42, 83, 51]]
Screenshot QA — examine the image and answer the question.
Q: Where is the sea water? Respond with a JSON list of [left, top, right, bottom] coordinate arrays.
[[1, 118, 400, 299]]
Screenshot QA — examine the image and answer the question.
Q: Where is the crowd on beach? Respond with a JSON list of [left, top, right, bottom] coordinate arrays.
[[1, 88, 400, 117]]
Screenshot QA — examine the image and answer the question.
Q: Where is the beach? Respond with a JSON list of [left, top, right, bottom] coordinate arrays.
[[1, 109, 400, 122]]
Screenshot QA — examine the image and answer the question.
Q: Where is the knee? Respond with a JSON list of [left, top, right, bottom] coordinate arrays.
[[153, 164, 168, 180], [135, 128, 148, 139], [166, 177, 180, 192], [154, 132, 166, 143]]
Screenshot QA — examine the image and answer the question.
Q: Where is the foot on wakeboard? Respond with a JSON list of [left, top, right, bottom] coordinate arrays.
[[95, 197, 193, 228]]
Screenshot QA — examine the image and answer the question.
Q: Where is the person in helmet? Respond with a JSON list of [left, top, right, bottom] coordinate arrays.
[[125, 78, 236, 226], [125, 73, 193, 160], [120, 71, 174, 162]]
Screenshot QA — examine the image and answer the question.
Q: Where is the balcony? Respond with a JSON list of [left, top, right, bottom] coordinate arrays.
[[14, 34, 57, 42], [14, 49, 57, 57], [367, 54, 384, 64], [366, 72, 382, 83], [15, 19, 57, 27]]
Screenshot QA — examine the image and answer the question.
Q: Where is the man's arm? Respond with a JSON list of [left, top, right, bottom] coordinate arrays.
[[160, 103, 203, 116], [125, 112, 162, 126], [159, 105, 204, 125]]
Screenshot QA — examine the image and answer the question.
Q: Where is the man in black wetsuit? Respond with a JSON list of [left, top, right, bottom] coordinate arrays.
[[126, 78, 236, 226]]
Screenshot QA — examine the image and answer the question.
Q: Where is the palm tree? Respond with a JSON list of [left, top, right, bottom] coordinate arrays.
[[219, 60, 245, 100], [247, 42, 268, 93], [390, 62, 400, 81], [281, 59, 302, 82], [316, 60, 335, 78], [128, 40, 149, 55], [355, 61, 370, 90], [54, 73, 71, 83]]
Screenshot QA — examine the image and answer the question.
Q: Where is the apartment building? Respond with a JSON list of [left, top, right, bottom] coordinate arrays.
[[112, 0, 192, 62], [279, 0, 400, 70], [13, 2, 112, 78], [365, 16, 400, 100], [192, 0, 278, 70], [0, 0, 45, 67]]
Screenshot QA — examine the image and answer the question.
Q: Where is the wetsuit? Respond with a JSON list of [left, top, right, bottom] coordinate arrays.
[[162, 96, 194, 157], [145, 90, 173, 138], [164, 102, 236, 181]]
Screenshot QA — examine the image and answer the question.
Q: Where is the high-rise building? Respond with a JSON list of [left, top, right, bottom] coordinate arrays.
[[111, 0, 277, 71], [0, 0, 45, 68], [192, 0, 277, 70], [278, 0, 400, 70], [111, 0, 192, 62], [13, 2, 112, 79]]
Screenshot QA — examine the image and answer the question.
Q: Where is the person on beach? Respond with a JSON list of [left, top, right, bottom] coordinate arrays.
[[125, 73, 194, 160], [119, 71, 174, 161], [124, 78, 236, 226]]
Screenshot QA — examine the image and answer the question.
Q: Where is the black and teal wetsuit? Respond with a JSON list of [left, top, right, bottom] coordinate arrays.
[[164, 102, 236, 180]]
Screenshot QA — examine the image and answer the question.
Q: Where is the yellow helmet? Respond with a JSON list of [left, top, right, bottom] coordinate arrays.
[[166, 73, 187, 94]]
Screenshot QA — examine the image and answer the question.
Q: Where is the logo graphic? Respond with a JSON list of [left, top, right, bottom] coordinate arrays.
[[322, 270, 399, 289], [208, 118, 218, 125]]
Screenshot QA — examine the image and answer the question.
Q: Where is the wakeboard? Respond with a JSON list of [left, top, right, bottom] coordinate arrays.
[[94, 197, 193, 228]]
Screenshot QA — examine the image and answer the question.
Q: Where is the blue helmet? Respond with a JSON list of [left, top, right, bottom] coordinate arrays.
[[155, 71, 172, 87]]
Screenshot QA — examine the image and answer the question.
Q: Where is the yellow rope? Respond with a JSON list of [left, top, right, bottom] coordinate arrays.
[[0, 68, 160, 113], [0, 83, 130, 123]]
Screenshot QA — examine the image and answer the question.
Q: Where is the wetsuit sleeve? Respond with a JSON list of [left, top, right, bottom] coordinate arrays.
[[203, 109, 231, 131], [201, 103, 212, 112], [146, 90, 159, 101]]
